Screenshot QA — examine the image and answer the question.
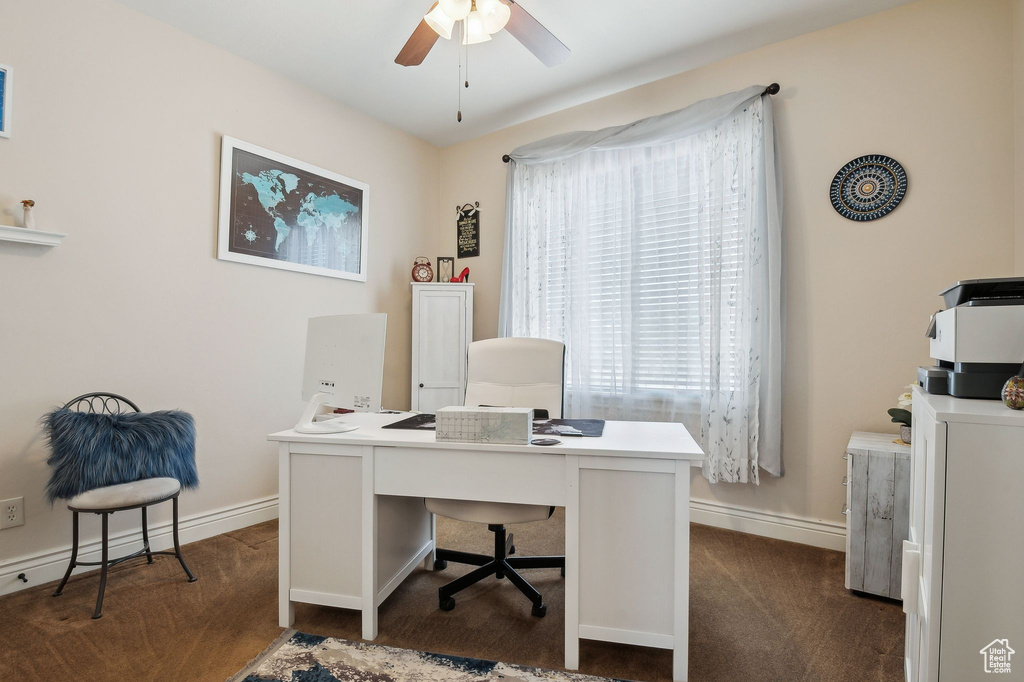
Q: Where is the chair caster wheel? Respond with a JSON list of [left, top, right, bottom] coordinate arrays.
[[434, 559, 448, 571], [509, 545, 516, 555], [439, 596, 456, 611], [531, 603, 547, 618]]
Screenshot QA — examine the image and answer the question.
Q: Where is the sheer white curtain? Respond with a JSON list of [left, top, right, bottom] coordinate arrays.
[[499, 86, 783, 482]]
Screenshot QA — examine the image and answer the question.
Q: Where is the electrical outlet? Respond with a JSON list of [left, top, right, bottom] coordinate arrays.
[[0, 497, 24, 529]]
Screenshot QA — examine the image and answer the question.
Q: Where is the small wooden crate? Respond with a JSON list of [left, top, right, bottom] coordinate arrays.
[[843, 432, 911, 599]]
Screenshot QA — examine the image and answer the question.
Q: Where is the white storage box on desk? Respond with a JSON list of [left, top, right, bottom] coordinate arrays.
[[435, 406, 533, 444], [843, 431, 910, 599]]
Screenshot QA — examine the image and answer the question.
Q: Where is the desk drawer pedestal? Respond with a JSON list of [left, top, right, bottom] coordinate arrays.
[[569, 456, 692, 681]]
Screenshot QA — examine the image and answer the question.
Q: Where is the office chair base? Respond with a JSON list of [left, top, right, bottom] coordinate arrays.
[[435, 524, 562, 618]]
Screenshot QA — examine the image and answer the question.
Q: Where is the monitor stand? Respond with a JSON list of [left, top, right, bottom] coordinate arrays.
[[295, 392, 361, 434]]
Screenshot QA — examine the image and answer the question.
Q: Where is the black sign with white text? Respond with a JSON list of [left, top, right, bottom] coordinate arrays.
[[457, 203, 480, 258]]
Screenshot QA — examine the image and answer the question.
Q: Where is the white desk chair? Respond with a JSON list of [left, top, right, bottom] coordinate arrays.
[[426, 337, 566, 617]]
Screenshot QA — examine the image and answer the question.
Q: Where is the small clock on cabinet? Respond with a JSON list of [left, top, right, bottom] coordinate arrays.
[[411, 256, 433, 282]]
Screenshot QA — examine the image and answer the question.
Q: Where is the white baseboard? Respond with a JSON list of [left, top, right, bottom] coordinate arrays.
[[0, 495, 279, 596], [0, 493, 841, 597], [689, 498, 846, 551]]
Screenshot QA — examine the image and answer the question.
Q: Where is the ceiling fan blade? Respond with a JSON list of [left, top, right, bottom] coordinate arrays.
[[395, 2, 441, 66], [503, 0, 570, 67]]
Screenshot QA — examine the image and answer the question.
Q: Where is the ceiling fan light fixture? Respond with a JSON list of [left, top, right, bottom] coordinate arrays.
[[481, 2, 510, 34], [475, 0, 499, 15], [465, 9, 486, 39], [438, 0, 471, 21], [462, 28, 492, 45], [424, 5, 455, 40]]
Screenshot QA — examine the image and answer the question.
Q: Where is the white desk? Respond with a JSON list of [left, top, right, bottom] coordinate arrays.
[[269, 413, 704, 681]]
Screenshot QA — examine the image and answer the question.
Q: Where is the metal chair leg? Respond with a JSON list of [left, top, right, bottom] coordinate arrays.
[[53, 511, 79, 596], [92, 513, 109, 619], [172, 497, 197, 582], [141, 506, 153, 564]]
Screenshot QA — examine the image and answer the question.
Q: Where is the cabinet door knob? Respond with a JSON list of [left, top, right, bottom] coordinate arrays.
[[419, 383, 424, 388]]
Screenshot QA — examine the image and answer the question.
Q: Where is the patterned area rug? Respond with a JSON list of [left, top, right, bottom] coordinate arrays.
[[229, 630, 624, 682]]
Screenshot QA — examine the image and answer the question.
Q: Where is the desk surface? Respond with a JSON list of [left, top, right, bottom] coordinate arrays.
[[270, 412, 704, 461]]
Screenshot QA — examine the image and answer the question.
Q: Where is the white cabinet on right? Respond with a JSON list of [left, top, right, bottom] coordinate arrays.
[[904, 386, 1024, 682]]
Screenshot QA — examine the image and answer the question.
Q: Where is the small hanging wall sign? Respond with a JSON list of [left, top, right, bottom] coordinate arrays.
[[456, 202, 480, 258]]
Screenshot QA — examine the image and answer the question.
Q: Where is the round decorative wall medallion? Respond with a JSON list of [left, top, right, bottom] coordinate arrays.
[[829, 154, 908, 221]]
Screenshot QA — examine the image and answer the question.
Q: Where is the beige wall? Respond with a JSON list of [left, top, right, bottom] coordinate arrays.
[[0, 0, 440, 570], [438, 0, 1017, 524], [1, 0, 1017, 574], [1016, 0, 1024, 273]]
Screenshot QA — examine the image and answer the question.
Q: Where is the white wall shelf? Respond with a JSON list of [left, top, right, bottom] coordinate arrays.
[[0, 224, 66, 246]]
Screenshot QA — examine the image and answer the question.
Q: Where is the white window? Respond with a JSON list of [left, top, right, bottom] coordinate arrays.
[[501, 88, 782, 482]]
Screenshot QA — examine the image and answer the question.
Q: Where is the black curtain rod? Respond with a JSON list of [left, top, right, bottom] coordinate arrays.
[[502, 83, 780, 163]]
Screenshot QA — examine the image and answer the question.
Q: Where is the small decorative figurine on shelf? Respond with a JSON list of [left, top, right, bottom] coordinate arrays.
[[411, 256, 433, 283], [887, 384, 914, 444], [21, 199, 35, 230], [1002, 364, 1024, 410], [450, 267, 470, 283]]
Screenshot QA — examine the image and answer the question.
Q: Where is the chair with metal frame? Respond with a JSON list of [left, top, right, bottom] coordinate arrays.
[[51, 392, 197, 619]]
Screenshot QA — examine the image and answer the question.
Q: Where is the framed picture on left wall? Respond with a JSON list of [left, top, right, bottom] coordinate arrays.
[[217, 136, 369, 281], [0, 63, 12, 138]]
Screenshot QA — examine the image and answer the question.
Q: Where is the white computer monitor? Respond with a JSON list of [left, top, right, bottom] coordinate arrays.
[[296, 313, 387, 434]]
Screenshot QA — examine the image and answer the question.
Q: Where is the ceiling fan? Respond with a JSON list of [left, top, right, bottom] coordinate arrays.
[[395, 0, 570, 69]]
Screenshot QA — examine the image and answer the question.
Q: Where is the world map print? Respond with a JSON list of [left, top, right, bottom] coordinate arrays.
[[228, 148, 363, 274]]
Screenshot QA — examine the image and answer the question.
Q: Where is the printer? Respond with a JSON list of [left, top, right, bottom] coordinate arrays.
[[919, 277, 1024, 399]]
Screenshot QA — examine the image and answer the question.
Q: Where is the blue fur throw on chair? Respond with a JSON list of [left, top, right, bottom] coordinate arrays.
[[43, 409, 199, 502]]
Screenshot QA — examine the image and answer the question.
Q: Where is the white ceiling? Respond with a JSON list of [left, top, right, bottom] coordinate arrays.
[[114, 0, 912, 147]]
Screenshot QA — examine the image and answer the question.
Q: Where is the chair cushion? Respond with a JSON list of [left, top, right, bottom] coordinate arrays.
[[68, 477, 181, 511], [42, 408, 198, 502], [425, 498, 553, 524]]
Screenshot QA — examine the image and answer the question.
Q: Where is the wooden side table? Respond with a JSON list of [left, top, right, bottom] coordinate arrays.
[[843, 431, 910, 599]]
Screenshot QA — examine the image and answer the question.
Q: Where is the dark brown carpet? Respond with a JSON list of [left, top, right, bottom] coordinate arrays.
[[0, 513, 903, 681]]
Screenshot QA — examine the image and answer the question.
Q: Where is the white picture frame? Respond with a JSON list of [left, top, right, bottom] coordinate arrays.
[[217, 135, 369, 282], [0, 63, 12, 139]]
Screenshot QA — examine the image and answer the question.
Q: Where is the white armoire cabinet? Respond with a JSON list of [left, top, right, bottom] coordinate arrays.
[[903, 386, 1024, 681], [410, 283, 473, 413]]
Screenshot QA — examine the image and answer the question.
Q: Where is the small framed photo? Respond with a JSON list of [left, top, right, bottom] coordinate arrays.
[[437, 256, 454, 283], [0, 63, 11, 139]]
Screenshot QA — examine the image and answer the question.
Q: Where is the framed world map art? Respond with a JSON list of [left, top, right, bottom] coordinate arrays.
[[217, 136, 369, 281]]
